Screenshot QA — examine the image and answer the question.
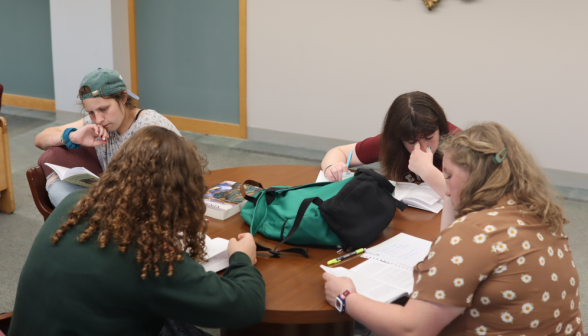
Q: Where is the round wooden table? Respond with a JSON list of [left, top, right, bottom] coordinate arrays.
[[205, 165, 442, 336]]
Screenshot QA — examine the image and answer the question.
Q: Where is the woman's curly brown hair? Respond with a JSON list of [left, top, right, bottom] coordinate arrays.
[[51, 126, 209, 279]]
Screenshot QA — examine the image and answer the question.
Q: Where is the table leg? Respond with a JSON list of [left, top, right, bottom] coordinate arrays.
[[221, 321, 353, 336]]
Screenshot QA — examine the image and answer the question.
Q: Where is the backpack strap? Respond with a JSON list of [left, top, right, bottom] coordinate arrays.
[[240, 180, 264, 204], [255, 243, 309, 258], [255, 196, 324, 258], [264, 187, 287, 206], [394, 197, 408, 211]]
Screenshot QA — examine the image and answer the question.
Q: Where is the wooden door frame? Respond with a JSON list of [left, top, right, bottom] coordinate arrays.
[[128, 0, 248, 139]]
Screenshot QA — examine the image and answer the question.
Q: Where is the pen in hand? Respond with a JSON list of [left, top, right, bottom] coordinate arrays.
[[346, 149, 353, 168]]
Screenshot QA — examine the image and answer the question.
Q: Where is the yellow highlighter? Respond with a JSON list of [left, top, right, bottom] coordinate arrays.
[[327, 248, 365, 265]]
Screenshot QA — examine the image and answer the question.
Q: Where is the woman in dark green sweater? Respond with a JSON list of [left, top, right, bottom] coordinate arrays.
[[9, 127, 265, 336]]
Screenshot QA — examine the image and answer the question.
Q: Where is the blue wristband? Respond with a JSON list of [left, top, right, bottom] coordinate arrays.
[[62, 128, 81, 149]]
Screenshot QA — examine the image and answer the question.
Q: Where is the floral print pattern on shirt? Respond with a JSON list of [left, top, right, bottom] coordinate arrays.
[[412, 196, 583, 336], [84, 109, 181, 171]]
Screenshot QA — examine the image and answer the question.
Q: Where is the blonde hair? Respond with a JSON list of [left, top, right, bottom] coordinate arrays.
[[439, 122, 567, 233]]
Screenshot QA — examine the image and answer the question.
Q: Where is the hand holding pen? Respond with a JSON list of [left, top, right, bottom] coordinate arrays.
[[324, 149, 354, 182]]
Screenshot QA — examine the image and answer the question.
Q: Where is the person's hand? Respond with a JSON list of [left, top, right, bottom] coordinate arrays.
[[323, 273, 357, 307], [227, 232, 257, 265], [408, 145, 435, 179], [325, 162, 349, 182], [68, 124, 109, 147]]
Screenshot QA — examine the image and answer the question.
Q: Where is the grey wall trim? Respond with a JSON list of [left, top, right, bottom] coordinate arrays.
[[248, 126, 353, 152], [56, 110, 85, 124], [248, 126, 588, 201], [544, 168, 588, 202], [544, 168, 588, 191]]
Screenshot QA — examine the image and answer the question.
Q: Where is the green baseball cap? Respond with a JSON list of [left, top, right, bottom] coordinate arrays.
[[79, 68, 139, 100]]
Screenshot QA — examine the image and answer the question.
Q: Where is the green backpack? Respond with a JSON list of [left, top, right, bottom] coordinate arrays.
[[240, 178, 353, 255]]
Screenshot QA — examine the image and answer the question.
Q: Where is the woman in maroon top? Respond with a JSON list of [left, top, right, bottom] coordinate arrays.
[[321, 91, 461, 199]]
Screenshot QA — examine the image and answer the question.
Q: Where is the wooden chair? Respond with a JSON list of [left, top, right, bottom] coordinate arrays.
[[1, 85, 17, 213], [0, 312, 12, 336], [0, 117, 15, 214], [27, 146, 102, 221], [1, 88, 14, 335], [27, 166, 54, 221]]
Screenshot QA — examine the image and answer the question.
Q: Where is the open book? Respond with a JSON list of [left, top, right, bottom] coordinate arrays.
[[45, 163, 99, 188], [321, 259, 415, 303], [393, 182, 443, 213], [321, 233, 432, 303], [200, 235, 230, 273]]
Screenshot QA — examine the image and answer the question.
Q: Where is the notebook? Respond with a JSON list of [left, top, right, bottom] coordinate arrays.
[[362, 233, 432, 267], [321, 233, 432, 303], [392, 182, 443, 213]]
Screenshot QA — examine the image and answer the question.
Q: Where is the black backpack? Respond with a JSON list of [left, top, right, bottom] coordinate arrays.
[[247, 168, 407, 256]]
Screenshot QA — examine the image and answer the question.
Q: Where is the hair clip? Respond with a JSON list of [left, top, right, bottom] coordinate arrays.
[[492, 148, 508, 164]]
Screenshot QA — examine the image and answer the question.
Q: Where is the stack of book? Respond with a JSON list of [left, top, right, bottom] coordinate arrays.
[[204, 181, 262, 220]]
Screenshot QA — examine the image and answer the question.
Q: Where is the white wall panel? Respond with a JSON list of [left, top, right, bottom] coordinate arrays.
[[247, 0, 588, 174]]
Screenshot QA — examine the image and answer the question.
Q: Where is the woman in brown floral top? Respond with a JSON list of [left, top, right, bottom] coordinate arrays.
[[323, 122, 582, 336]]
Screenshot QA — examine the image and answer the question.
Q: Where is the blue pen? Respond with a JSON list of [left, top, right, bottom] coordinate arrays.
[[346, 150, 353, 167]]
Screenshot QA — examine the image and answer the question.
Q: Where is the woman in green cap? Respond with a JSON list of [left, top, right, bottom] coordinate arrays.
[[35, 68, 181, 206]]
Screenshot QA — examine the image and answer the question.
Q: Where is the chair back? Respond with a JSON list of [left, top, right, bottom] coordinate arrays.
[[27, 166, 53, 221], [0, 83, 3, 112], [29, 146, 103, 221], [0, 311, 12, 336], [0, 83, 3, 113]]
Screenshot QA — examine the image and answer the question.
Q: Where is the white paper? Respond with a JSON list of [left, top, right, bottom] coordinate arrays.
[[393, 182, 443, 213], [363, 233, 432, 270], [352, 259, 415, 292], [202, 255, 230, 273], [200, 236, 230, 272], [320, 263, 407, 303], [316, 170, 354, 183], [316, 170, 330, 183], [204, 236, 230, 258], [394, 183, 439, 205]]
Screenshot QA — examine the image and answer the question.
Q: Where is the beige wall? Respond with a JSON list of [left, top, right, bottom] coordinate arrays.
[[247, 0, 588, 174]]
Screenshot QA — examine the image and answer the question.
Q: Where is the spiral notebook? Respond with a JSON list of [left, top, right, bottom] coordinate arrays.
[[321, 233, 432, 303], [362, 233, 432, 268]]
